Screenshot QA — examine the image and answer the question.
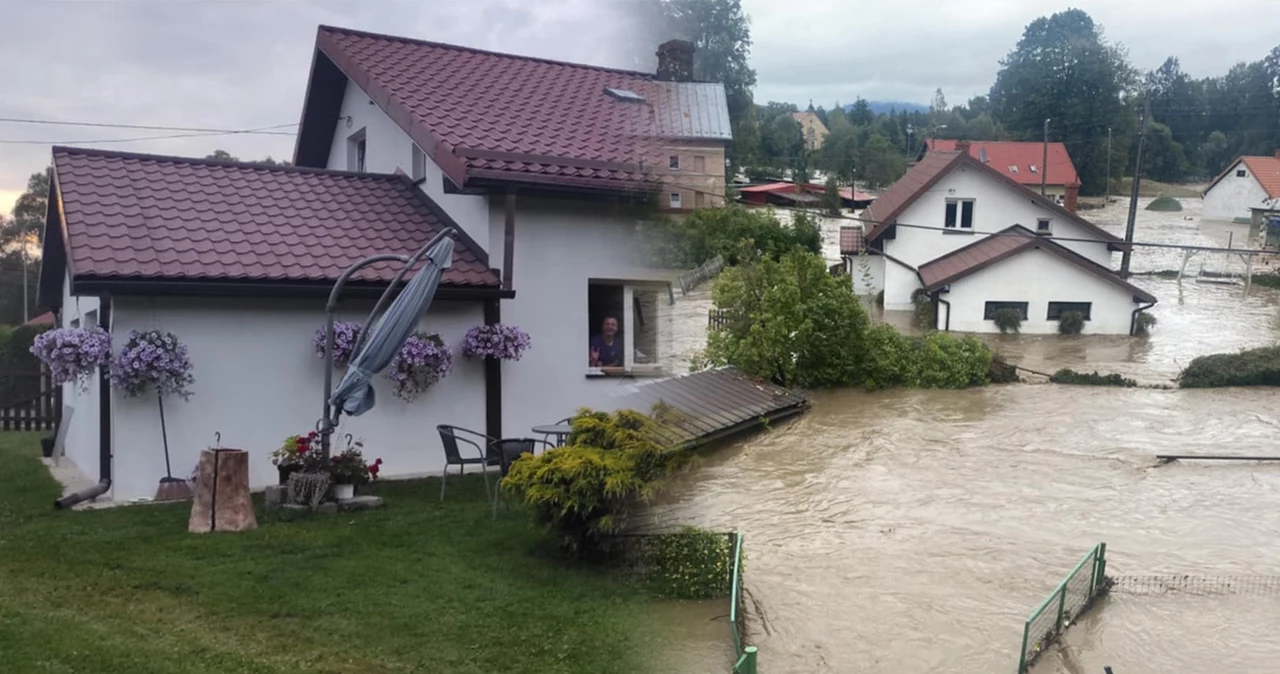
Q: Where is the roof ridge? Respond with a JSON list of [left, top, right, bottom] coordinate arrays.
[[51, 145, 405, 180], [317, 24, 656, 80]]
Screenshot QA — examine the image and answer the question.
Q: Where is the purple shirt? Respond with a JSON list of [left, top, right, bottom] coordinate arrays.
[[589, 334, 622, 366]]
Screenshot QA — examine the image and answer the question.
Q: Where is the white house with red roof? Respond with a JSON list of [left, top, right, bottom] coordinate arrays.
[[37, 26, 731, 503], [920, 139, 1082, 211], [1201, 152, 1280, 223], [841, 141, 1155, 335]]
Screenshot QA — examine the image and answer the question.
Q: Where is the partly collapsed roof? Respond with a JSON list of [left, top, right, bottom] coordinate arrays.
[[40, 146, 500, 305], [927, 139, 1080, 188], [865, 151, 1123, 248], [918, 225, 1156, 302], [1204, 154, 1280, 199], [294, 26, 731, 194]]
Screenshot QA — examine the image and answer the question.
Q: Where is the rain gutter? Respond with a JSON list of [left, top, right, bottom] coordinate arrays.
[[55, 296, 112, 509], [1129, 300, 1157, 336]]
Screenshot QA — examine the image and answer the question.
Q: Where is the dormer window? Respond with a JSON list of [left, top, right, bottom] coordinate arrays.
[[1029, 164, 1038, 174], [1037, 218, 1052, 235], [1009, 165, 1019, 174]]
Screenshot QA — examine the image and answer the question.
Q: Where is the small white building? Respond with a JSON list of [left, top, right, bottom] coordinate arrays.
[[38, 26, 731, 503], [839, 143, 1156, 335], [1202, 153, 1280, 223]]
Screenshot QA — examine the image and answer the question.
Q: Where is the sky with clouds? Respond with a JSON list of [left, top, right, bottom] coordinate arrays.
[[2, 0, 1279, 214]]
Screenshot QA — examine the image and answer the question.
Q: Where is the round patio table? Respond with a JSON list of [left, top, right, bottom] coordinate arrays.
[[531, 424, 573, 447]]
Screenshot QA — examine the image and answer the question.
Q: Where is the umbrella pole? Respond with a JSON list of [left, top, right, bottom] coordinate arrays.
[[158, 391, 172, 479]]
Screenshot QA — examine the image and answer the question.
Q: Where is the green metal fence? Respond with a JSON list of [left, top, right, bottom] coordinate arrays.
[[730, 532, 757, 673], [1017, 543, 1110, 673]]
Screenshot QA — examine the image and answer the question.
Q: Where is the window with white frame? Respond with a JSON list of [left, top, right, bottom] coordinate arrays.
[[1036, 217, 1052, 234], [587, 281, 667, 375], [669, 192, 683, 209], [945, 198, 974, 229], [411, 144, 426, 181], [347, 128, 367, 173]]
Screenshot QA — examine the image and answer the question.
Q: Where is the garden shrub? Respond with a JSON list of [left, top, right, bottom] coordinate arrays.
[[1145, 195, 1183, 212], [992, 308, 1022, 334], [1253, 273, 1280, 289], [1135, 311, 1157, 336], [1178, 346, 1280, 388], [988, 353, 1020, 383], [875, 289, 885, 307], [1057, 310, 1085, 335], [503, 407, 685, 556], [859, 325, 992, 391], [1049, 369, 1137, 387], [910, 288, 935, 331], [638, 527, 734, 599], [637, 205, 823, 268]]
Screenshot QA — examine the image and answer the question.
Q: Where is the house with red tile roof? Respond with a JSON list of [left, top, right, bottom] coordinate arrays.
[[920, 139, 1082, 211], [838, 142, 1155, 335], [36, 26, 730, 503], [1201, 152, 1280, 223]]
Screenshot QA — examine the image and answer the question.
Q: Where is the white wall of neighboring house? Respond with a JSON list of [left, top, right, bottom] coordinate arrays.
[[102, 296, 485, 502], [936, 248, 1143, 335], [1203, 161, 1276, 222], [58, 272, 101, 482], [882, 259, 923, 311], [326, 79, 492, 251], [849, 252, 885, 297], [487, 196, 678, 440]]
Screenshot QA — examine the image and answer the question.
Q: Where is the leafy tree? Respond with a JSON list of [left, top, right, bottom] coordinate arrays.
[[988, 10, 1137, 194], [204, 150, 291, 166], [848, 98, 875, 127], [1142, 122, 1189, 182], [822, 176, 842, 215], [858, 133, 906, 190], [826, 103, 849, 131], [1, 171, 50, 325], [816, 125, 859, 182], [4, 171, 49, 249], [706, 247, 870, 388], [637, 205, 821, 268]]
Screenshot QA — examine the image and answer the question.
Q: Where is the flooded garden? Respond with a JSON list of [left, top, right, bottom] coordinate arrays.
[[649, 197, 1280, 673]]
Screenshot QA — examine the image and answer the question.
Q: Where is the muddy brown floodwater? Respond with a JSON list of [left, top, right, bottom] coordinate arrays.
[[644, 198, 1280, 673]]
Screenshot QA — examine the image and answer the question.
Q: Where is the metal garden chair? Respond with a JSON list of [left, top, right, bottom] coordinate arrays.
[[436, 425, 501, 502], [490, 437, 555, 518]]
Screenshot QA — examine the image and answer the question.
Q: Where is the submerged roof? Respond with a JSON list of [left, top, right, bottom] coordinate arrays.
[[294, 26, 731, 193], [918, 225, 1156, 302], [865, 151, 1123, 248], [44, 147, 499, 299], [927, 139, 1080, 188], [1204, 154, 1280, 199]]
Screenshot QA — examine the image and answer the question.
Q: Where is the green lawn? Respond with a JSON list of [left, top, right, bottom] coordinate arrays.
[[0, 433, 663, 674]]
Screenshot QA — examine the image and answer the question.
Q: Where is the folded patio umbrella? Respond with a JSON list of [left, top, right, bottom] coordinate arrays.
[[329, 235, 455, 417]]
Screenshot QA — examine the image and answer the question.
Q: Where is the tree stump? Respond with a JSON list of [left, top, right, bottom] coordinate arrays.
[[188, 448, 258, 533]]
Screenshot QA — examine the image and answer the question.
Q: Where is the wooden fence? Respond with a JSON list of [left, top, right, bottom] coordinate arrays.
[[0, 368, 61, 431], [708, 309, 737, 330], [678, 255, 726, 295]]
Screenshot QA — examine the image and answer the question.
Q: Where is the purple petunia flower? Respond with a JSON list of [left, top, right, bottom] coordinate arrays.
[[109, 330, 195, 401], [460, 324, 531, 361], [31, 327, 113, 389], [314, 321, 363, 367], [384, 332, 453, 402]]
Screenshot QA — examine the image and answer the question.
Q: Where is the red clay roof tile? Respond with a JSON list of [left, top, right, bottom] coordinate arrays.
[[928, 140, 1080, 187], [1204, 155, 1280, 199], [52, 147, 499, 288], [839, 226, 865, 255]]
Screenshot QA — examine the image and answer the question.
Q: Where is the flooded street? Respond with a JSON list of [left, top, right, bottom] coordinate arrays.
[[649, 197, 1280, 673]]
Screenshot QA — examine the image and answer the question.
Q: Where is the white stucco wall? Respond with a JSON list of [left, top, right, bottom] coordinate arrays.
[[326, 79, 491, 251], [936, 248, 1144, 335], [882, 258, 923, 310], [1203, 161, 1276, 222], [487, 196, 678, 440], [57, 272, 101, 481], [849, 252, 885, 297], [104, 296, 485, 502], [885, 166, 1113, 266]]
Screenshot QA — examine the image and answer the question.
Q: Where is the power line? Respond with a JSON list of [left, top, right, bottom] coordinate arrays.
[[0, 117, 298, 135], [0, 123, 298, 145]]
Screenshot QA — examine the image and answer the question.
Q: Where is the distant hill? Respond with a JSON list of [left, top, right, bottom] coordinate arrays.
[[844, 100, 929, 115]]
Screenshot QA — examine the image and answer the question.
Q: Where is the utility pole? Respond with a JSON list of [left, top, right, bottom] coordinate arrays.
[[21, 239, 28, 323], [1120, 94, 1152, 278], [1105, 127, 1113, 203], [1040, 118, 1050, 197]]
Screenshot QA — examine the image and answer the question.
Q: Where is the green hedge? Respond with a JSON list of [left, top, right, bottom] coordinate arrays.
[[1050, 368, 1137, 387], [1178, 346, 1280, 388]]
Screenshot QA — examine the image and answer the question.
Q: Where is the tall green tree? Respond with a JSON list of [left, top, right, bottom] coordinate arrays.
[[858, 133, 906, 190], [204, 150, 291, 166], [988, 9, 1138, 194], [4, 171, 49, 249]]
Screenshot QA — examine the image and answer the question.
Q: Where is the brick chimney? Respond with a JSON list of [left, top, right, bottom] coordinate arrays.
[[954, 140, 971, 152], [656, 39, 695, 82], [1064, 181, 1080, 213]]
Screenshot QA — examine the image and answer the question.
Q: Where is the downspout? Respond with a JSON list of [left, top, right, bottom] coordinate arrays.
[[1129, 300, 1157, 336], [55, 296, 112, 509], [483, 298, 502, 440]]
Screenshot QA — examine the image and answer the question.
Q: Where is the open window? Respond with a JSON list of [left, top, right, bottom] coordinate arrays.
[[587, 280, 667, 377], [347, 128, 367, 173]]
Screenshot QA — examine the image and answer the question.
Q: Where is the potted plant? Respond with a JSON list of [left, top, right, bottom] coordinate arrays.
[[271, 431, 317, 485], [314, 321, 363, 367], [30, 326, 113, 389], [109, 329, 195, 501], [385, 332, 452, 402], [460, 323, 532, 361], [328, 441, 379, 500]]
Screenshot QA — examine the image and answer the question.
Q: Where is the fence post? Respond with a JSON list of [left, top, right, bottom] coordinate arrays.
[[1054, 585, 1067, 633], [1018, 620, 1031, 673], [734, 646, 757, 674], [1094, 542, 1107, 592]]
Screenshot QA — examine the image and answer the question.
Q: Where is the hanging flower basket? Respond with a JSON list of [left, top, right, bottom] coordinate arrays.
[[461, 324, 531, 361], [109, 330, 195, 400], [314, 321, 363, 367], [30, 326, 112, 390], [385, 332, 453, 402]]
